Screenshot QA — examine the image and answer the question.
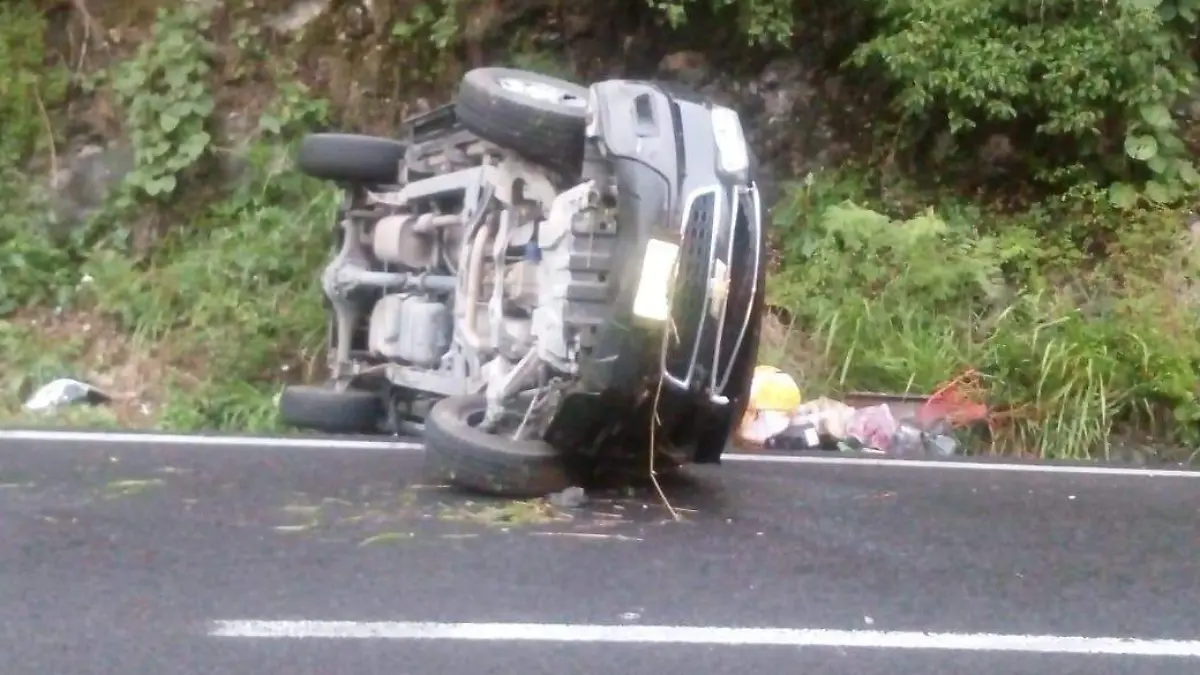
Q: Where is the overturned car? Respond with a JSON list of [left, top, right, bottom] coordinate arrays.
[[280, 67, 767, 497]]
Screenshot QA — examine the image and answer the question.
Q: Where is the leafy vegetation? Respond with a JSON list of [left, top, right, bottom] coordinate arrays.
[[1, 3, 336, 430], [643, 0, 1200, 460], [1, 0, 1198, 461], [0, 0, 66, 164], [849, 0, 1200, 205], [0, 0, 70, 314], [107, 4, 216, 201], [763, 169, 1198, 460]]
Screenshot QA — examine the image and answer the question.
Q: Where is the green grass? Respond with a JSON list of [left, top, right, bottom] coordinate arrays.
[[761, 167, 1200, 461], [0, 139, 339, 431], [2, 1, 1198, 465]]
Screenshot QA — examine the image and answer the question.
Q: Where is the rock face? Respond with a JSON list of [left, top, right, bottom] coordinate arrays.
[[47, 143, 134, 241], [40, 1, 859, 238], [37, 0, 335, 242], [656, 50, 852, 219]]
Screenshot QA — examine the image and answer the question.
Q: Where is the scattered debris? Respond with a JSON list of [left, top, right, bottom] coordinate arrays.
[[760, 396, 857, 450], [843, 404, 899, 450], [281, 504, 323, 517], [887, 421, 926, 455], [103, 477, 165, 499], [739, 366, 990, 456], [888, 420, 961, 457], [548, 486, 587, 509], [738, 366, 804, 443], [438, 499, 568, 527], [24, 378, 111, 413], [529, 532, 642, 542], [358, 531, 415, 547]]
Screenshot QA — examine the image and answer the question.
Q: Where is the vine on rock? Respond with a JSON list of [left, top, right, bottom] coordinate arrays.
[[109, 5, 216, 202]]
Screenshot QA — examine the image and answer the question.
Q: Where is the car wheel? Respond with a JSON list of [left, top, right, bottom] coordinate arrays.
[[296, 133, 407, 185], [455, 67, 589, 175], [278, 384, 385, 434], [423, 394, 574, 498]]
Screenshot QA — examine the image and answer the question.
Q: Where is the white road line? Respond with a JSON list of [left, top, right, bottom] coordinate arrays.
[[208, 620, 1200, 657], [726, 453, 1199, 477], [0, 428, 1195, 477], [0, 429, 423, 451]]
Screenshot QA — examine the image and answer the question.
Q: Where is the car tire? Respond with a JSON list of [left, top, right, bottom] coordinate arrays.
[[296, 133, 407, 185], [278, 384, 384, 434], [423, 394, 573, 499], [455, 67, 588, 174]]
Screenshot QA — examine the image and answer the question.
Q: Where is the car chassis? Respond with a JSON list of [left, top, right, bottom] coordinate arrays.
[[281, 68, 767, 497]]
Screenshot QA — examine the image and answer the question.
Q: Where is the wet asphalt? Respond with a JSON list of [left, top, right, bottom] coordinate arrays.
[[1, 432, 1198, 674]]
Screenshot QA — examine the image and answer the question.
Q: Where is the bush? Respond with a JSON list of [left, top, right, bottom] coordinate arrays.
[[0, 0, 66, 163], [0, 1, 72, 313], [650, 0, 1199, 206], [767, 169, 1200, 460], [1, 4, 337, 431], [850, 0, 1200, 204], [0, 177, 76, 314], [107, 4, 215, 201]]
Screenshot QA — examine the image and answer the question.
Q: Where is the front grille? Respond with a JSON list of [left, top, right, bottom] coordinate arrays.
[[665, 191, 716, 379], [710, 192, 756, 391]]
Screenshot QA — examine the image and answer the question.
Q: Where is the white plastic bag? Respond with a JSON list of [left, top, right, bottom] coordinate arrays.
[[24, 378, 110, 412]]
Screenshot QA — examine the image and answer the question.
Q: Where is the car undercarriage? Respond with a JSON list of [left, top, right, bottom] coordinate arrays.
[[279, 67, 767, 497]]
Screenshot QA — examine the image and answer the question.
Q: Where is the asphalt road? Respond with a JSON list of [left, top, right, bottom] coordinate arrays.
[[1, 430, 1199, 674]]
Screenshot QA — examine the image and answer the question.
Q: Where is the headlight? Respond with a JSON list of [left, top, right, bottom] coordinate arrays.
[[631, 238, 680, 321], [711, 106, 749, 175]]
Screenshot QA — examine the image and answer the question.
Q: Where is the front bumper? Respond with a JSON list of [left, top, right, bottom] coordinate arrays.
[[577, 80, 765, 407]]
